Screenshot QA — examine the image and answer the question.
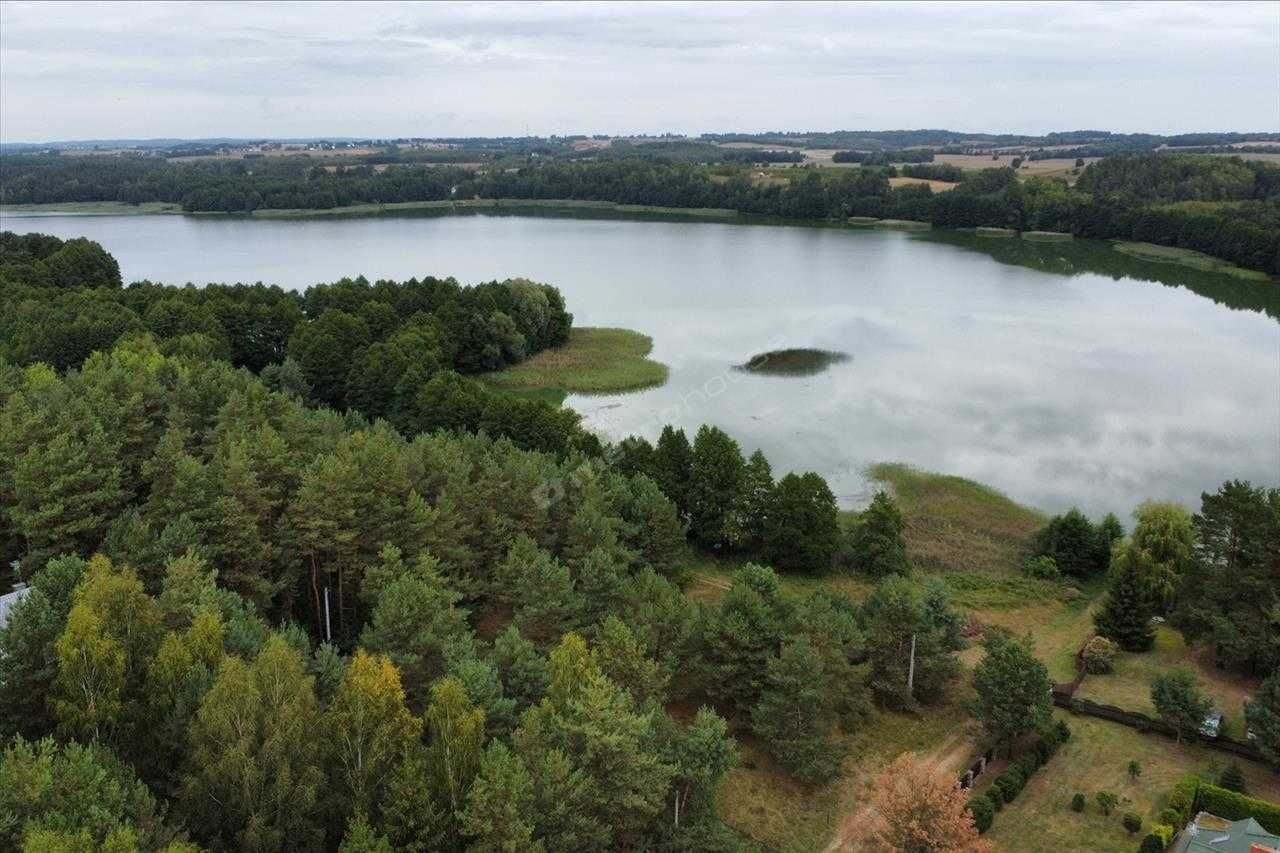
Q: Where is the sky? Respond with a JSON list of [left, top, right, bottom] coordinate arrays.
[[1, 1, 1277, 142]]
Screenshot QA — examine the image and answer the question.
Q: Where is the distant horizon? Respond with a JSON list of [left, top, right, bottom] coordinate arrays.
[[5, 127, 1280, 149]]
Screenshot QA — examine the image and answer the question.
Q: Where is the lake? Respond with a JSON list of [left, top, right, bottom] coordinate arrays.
[[4, 208, 1277, 517]]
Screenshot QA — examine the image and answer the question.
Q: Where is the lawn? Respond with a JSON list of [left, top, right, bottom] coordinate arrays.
[[1075, 625, 1264, 736], [482, 327, 668, 395], [983, 714, 1280, 853]]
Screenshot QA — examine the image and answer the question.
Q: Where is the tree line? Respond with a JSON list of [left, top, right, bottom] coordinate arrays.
[[5, 150, 1278, 274]]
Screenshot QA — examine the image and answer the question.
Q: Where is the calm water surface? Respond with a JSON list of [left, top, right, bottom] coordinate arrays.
[[5, 209, 1277, 516]]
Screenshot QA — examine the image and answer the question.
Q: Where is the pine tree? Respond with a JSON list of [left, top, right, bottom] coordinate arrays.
[[750, 636, 846, 785], [460, 742, 542, 853], [491, 625, 549, 712], [1244, 671, 1280, 768], [763, 472, 841, 574], [847, 491, 909, 577], [651, 426, 693, 517], [687, 425, 745, 549], [699, 564, 791, 714], [1093, 542, 1156, 652]]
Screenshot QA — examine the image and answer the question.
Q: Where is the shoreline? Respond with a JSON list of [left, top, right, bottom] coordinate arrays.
[[2, 198, 1272, 282]]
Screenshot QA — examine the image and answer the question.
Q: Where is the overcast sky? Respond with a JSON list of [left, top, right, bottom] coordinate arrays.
[[1, 1, 1277, 142]]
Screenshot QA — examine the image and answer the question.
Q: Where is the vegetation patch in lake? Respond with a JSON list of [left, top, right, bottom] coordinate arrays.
[[738, 348, 850, 376], [483, 326, 668, 394], [1112, 240, 1270, 281]]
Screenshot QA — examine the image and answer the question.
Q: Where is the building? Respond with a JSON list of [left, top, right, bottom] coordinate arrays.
[[0, 583, 30, 635], [1174, 812, 1280, 853]]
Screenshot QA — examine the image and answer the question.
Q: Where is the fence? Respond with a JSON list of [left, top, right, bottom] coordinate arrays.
[[1051, 691, 1267, 763]]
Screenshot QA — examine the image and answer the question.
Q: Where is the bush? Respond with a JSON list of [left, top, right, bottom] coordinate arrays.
[[1082, 635, 1119, 674], [1071, 792, 1086, 812], [1016, 752, 1040, 777], [1158, 807, 1180, 826], [967, 794, 994, 834], [1167, 774, 1200, 825], [1032, 737, 1054, 764], [1128, 759, 1142, 779], [1096, 790, 1118, 816], [1022, 554, 1059, 579], [995, 769, 1025, 803], [1123, 812, 1143, 834], [1053, 719, 1072, 743], [1140, 824, 1175, 853], [1217, 762, 1246, 793]]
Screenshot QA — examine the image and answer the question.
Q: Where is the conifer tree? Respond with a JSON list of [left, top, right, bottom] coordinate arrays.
[[1093, 541, 1156, 652], [750, 636, 846, 784], [847, 490, 909, 577]]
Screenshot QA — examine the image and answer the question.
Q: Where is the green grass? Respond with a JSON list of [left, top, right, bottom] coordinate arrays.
[[868, 463, 1046, 575], [1075, 625, 1265, 735], [976, 226, 1018, 237], [1021, 230, 1074, 242], [983, 713, 1280, 852], [483, 327, 668, 395], [243, 198, 741, 220], [0, 201, 182, 215], [1112, 241, 1270, 281]]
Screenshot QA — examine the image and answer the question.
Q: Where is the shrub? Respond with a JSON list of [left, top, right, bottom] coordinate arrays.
[[1127, 759, 1142, 779], [1053, 719, 1072, 743], [1032, 737, 1054, 764], [1016, 752, 1040, 777], [1096, 790, 1118, 816], [1217, 762, 1246, 793], [1082, 635, 1119, 674], [995, 769, 1024, 803], [1140, 824, 1175, 853], [1071, 792, 1086, 812], [1158, 807, 1181, 826], [1167, 775, 1200, 825], [1022, 554, 1059, 579], [967, 794, 994, 834], [1123, 812, 1143, 834]]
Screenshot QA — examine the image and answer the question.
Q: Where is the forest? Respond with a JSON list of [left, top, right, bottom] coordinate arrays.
[[3, 150, 1278, 274], [2, 232, 1279, 851]]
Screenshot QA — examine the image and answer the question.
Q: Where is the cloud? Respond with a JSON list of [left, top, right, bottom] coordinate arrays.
[[1, 1, 1276, 140]]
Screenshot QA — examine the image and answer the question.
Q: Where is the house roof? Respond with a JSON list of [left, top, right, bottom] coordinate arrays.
[[1174, 814, 1280, 853], [0, 586, 30, 633]]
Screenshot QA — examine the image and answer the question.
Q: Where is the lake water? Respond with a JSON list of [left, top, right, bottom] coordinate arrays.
[[4, 208, 1277, 516]]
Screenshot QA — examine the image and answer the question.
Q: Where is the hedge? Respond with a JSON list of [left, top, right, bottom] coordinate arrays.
[[1195, 782, 1280, 834], [1166, 774, 1200, 825], [967, 794, 994, 834]]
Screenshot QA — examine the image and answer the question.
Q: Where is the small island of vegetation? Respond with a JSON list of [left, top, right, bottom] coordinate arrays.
[[738, 347, 851, 376]]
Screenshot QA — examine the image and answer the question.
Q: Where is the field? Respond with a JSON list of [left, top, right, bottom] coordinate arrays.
[[482, 327, 668, 394], [1112, 241, 1271, 281], [888, 176, 957, 192], [933, 153, 1102, 182], [688, 463, 1277, 852], [983, 714, 1280, 853]]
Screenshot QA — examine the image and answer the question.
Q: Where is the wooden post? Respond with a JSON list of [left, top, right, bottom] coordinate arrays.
[[907, 632, 916, 696]]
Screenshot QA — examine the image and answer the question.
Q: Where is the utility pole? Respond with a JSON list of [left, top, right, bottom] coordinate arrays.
[[906, 632, 916, 696]]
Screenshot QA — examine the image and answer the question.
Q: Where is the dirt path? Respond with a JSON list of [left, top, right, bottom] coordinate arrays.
[[822, 731, 978, 853]]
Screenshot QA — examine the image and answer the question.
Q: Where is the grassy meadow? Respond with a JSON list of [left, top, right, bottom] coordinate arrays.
[[482, 326, 668, 395]]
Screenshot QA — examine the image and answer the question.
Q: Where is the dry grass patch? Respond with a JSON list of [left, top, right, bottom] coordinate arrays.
[[868, 463, 1046, 575], [888, 176, 958, 192]]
